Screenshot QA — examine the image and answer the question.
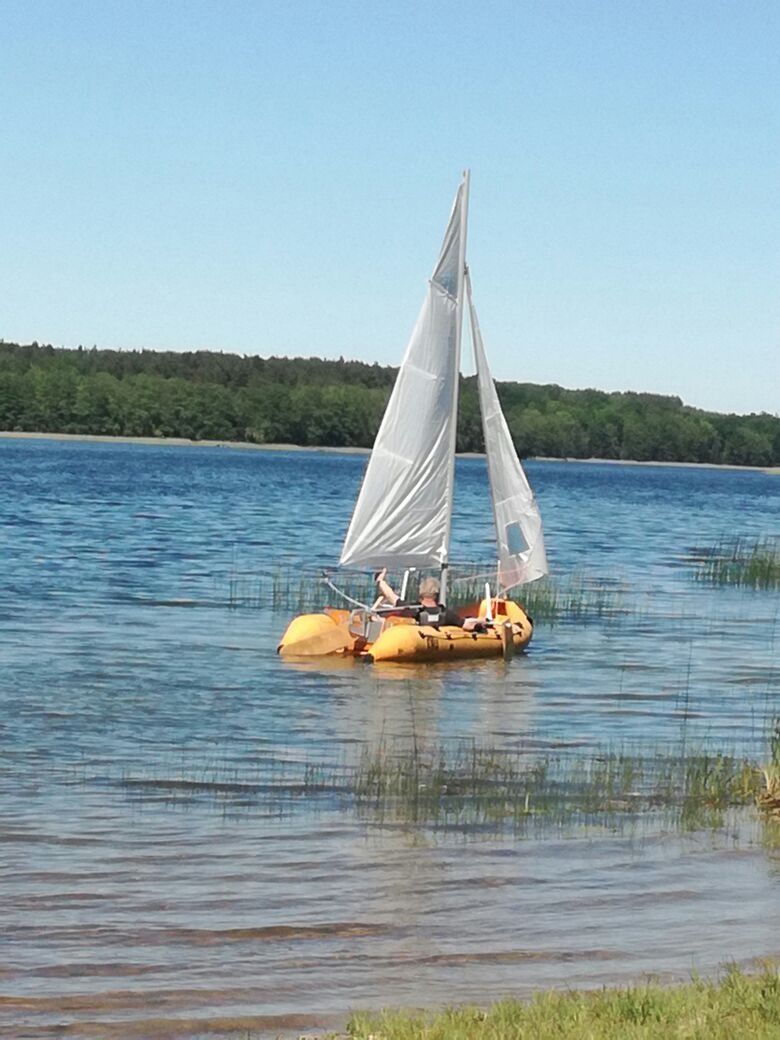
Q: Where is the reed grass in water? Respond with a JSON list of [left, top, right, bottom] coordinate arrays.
[[350, 739, 763, 834], [228, 565, 627, 622], [119, 720, 780, 838], [692, 537, 780, 590], [344, 964, 780, 1040], [757, 719, 780, 822]]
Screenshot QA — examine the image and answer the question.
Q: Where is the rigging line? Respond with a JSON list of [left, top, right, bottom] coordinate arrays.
[[320, 574, 370, 610], [320, 574, 425, 615]]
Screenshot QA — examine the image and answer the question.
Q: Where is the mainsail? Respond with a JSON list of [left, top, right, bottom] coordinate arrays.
[[339, 174, 469, 570], [467, 273, 548, 590]]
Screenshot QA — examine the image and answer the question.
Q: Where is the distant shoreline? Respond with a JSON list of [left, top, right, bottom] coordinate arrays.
[[0, 430, 370, 455], [1, 431, 778, 474], [532, 454, 780, 475]]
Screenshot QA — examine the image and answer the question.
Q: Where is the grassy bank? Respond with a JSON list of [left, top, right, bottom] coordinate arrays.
[[344, 964, 780, 1039]]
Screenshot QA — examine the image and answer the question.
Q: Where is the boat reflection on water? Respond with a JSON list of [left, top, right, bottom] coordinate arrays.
[[280, 650, 540, 754]]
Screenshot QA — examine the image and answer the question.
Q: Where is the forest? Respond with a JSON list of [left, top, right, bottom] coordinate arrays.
[[0, 340, 778, 466]]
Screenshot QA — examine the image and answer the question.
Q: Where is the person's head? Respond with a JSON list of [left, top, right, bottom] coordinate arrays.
[[418, 576, 440, 604]]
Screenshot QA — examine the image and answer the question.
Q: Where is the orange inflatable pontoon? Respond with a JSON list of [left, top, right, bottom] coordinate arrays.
[[278, 598, 532, 664]]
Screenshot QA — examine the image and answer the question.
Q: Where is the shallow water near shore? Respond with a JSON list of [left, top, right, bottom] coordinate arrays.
[[1, 438, 778, 1038]]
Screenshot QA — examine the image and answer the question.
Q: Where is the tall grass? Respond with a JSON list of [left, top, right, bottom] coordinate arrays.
[[349, 739, 762, 835], [757, 718, 780, 822], [118, 722, 780, 839], [227, 565, 628, 622], [692, 537, 780, 590]]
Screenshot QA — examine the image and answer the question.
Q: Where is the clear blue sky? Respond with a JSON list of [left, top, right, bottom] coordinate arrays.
[[2, 0, 778, 415]]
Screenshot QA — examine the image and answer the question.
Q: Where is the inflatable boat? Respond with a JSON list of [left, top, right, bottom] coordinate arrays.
[[278, 597, 533, 664]]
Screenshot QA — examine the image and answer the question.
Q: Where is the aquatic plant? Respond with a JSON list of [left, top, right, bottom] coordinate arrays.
[[348, 740, 764, 836], [344, 963, 780, 1040], [757, 767, 780, 820], [757, 719, 780, 821], [692, 537, 780, 590], [118, 736, 776, 840], [227, 564, 628, 623]]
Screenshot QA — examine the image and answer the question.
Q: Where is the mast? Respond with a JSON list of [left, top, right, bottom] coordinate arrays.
[[439, 168, 470, 603]]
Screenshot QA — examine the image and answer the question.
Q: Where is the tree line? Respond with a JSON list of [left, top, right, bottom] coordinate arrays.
[[0, 341, 777, 466]]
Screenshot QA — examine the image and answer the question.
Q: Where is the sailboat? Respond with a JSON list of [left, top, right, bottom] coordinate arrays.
[[278, 172, 547, 663]]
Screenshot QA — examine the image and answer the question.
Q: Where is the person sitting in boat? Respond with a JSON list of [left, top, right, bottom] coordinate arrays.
[[374, 570, 482, 630]]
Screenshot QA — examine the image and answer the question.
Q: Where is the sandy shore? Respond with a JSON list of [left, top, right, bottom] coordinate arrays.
[[0, 431, 370, 455], [532, 454, 780, 475], [1, 431, 777, 473]]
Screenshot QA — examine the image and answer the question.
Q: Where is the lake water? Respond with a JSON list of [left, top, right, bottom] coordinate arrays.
[[1, 438, 778, 1038]]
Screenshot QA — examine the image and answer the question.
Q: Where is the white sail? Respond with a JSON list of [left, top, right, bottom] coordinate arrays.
[[339, 176, 469, 571], [468, 275, 548, 590]]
